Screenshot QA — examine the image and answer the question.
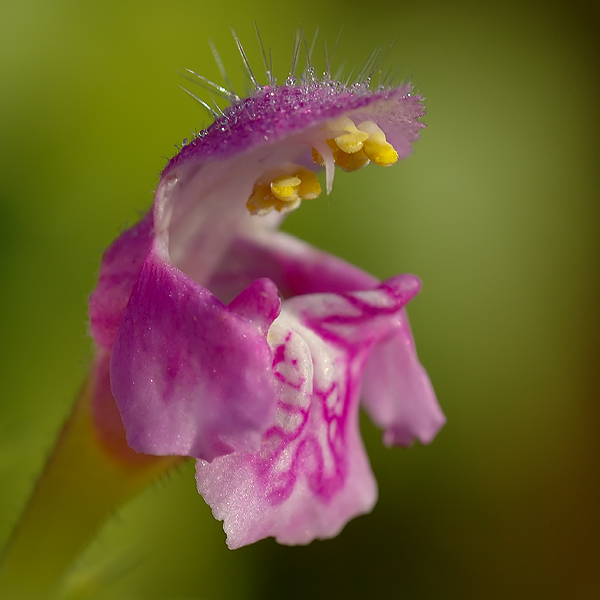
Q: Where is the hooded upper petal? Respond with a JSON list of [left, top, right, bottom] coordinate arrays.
[[88, 80, 425, 353], [154, 81, 425, 288], [164, 83, 424, 173], [88, 47, 427, 331]]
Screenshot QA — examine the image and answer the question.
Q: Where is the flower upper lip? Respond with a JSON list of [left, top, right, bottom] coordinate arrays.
[[153, 77, 425, 281], [164, 83, 425, 175]]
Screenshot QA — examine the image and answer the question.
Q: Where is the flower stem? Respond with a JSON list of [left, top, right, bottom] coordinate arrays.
[[0, 359, 183, 599]]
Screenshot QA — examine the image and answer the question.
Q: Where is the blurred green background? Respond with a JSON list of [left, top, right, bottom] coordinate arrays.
[[1, 0, 599, 598]]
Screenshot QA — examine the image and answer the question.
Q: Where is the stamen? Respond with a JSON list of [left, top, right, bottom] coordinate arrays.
[[178, 31, 413, 216], [311, 141, 336, 194], [311, 117, 399, 174], [247, 165, 321, 215], [271, 175, 302, 202], [328, 140, 371, 171], [312, 142, 370, 174], [357, 121, 399, 166], [329, 116, 369, 154]]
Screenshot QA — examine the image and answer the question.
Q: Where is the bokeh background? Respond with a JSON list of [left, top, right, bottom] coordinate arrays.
[[1, 0, 599, 598]]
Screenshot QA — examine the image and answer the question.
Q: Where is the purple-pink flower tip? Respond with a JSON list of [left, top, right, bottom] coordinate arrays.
[[88, 28, 444, 548]]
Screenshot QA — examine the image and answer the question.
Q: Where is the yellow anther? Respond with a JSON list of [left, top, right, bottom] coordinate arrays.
[[271, 175, 302, 201], [328, 140, 370, 172], [312, 117, 399, 175], [328, 116, 369, 154], [296, 167, 321, 199], [357, 121, 399, 166], [312, 140, 369, 173], [247, 165, 321, 215]]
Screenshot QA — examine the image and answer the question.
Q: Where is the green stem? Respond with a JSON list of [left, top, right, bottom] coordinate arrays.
[[0, 359, 183, 599]]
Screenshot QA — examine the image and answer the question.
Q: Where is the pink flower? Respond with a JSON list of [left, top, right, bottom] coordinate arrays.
[[88, 33, 445, 548]]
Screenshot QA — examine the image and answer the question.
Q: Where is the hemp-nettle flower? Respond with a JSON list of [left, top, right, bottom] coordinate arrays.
[[88, 30, 445, 548]]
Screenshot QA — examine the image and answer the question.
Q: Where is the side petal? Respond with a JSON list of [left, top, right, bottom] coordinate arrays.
[[361, 315, 446, 446], [110, 247, 280, 461], [89, 212, 154, 350]]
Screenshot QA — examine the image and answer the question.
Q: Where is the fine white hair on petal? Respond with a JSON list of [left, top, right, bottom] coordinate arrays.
[[180, 26, 412, 118]]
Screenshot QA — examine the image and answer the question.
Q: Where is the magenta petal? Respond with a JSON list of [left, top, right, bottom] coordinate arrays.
[[165, 84, 423, 174], [228, 278, 281, 335], [196, 313, 377, 548], [291, 274, 422, 349], [196, 423, 377, 549], [89, 213, 153, 349], [209, 229, 379, 303], [211, 228, 444, 445], [361, 314, 446, 447], [196, 276, 427, 548], [110, 246, 280, 461]]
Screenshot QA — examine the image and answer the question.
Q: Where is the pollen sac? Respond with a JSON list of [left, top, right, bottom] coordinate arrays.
[[312, 140, 371, 173], [331, 116, 369, 154], [247, 165, 322, 216], [358, 121, 399, 166], [312, 117, 399, 172]]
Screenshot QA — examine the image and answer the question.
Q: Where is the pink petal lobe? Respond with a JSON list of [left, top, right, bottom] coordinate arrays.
[[361, 315, 446, 447], [196, 414, 377, 549], [89, 213, 153, 349], [196, 313, 377, 548], [228, 277, 281, 335], [110, 246, 280, 461], [196, 276, 424, 548]]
